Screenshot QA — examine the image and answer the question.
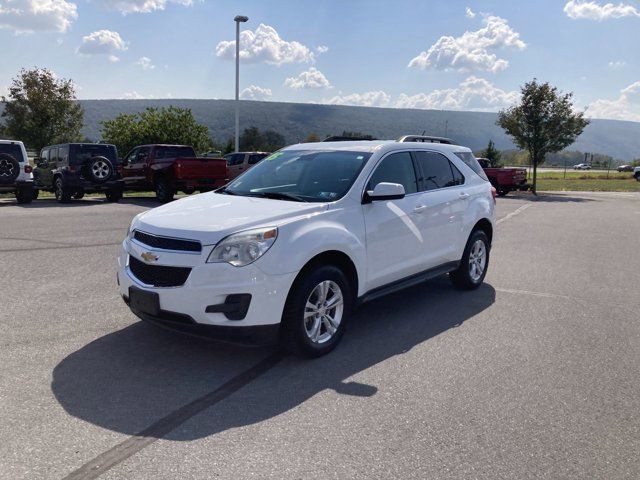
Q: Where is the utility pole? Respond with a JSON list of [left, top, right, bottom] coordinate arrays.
[[234, 15, 249, 153]]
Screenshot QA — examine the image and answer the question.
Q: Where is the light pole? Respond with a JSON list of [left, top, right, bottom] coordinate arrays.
[[234, 15, 248, 153]]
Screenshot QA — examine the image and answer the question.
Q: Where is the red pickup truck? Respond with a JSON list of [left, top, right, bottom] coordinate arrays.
[[120, 145, 228, 202], [477, 158, 529, 197]]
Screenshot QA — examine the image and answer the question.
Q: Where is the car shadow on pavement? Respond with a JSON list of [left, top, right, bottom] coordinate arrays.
[[499, 193, 596, 203], [51, 277, 495, 441]]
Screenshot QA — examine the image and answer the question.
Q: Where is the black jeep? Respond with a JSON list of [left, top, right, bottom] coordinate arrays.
[[34, 143, 124, 203]]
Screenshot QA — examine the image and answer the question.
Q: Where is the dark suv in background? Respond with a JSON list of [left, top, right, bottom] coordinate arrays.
[[34, 143, 123, 203]]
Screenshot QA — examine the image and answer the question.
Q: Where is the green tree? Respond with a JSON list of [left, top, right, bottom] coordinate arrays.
[[101, 106, 211, 156], [497, 79, 589, 194], [223, 138, 234, 155], [304, 133, 321, 143], [239, 126, 285, 152], [1, 68, 84, 151], [481, 140, 502, 167]]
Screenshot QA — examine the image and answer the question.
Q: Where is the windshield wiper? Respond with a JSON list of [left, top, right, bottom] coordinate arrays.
[[249, 192, 308, 202], [216, 187, 237, 195]]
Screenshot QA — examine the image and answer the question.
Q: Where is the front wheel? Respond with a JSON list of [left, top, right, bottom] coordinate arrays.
[[450, 230, 490, 290], [54, 178, 72, 203], [280, 265, 353, 358], [155, 177, 174, 203]]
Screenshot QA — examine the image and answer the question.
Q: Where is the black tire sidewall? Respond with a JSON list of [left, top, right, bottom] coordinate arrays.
[[0, 154, 20, 184], [55, 178, 71, 203], [15, 187, 33, 204], [451, 230, 490, 289], [155, 178, 174, 203], [281, 265, 353, 357]]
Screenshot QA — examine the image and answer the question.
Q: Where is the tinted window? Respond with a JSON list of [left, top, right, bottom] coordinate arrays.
[[226, 150, 370, 202], [368, 152, 418, 194], [0, 144, 24, 161], [155, 146, 194, 159], [415, 151, 464, 190], [58, 145, 69, 164], [249, 153, 267, 165], [124, 148, 138, 164], [137, 147, 151, 164], [70, 144, 118, 165], [50, 148, 59, 165], [225, 153, 245, 166], [454, 151, 489, 181]]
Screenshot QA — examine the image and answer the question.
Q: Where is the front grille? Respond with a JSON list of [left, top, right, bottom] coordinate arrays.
[[133, 231, 201, 253], [129, 256, 191, 287]]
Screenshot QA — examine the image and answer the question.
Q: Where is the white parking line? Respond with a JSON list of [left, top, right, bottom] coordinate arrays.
[[496, 204, 531, 225], [494, 287, 571, 300]]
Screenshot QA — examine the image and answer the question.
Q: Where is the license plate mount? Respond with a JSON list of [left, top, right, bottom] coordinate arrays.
[[129, 287, 160, 316]]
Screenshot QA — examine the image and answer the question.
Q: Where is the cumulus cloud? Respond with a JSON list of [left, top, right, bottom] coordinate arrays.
[[408, 15, 526, 73], [215, 23, 314, 65], [323, 91, 391, 108], [284, 67, 331, 89], [0, 0, 78, 33], [465, 7, 476, 18], [122, 91, 147, 99], [395, 76, 518, 111], [564, 1, 640, 20], [98, 0, 194, 14], [316, 45, 329, 54], [587, 81, 640, 121], [77, 29, 127, 62], [136, 56, 154, 70], [239, 85, 272, 101]]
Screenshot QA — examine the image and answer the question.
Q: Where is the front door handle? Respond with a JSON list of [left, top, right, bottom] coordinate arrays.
[[459, 192, 470, 199], [413, 205, 428, 213]]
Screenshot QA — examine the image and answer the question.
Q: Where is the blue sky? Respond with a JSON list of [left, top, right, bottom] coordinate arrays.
[[1, 0, 639, 121]]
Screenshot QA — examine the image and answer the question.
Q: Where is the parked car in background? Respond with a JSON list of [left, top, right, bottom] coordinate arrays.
[[476, 158, 529, 197], [34, 143, 123, 203], [119, 144, 228, 203], [202, 150, 222, 157], [573, 163, 591, 170], [223, 151, 270, 180], [119, 137, 495, 357], [0, 139, 34, 204], [617, 165, 634, 172], [634, 166, 640, 181]]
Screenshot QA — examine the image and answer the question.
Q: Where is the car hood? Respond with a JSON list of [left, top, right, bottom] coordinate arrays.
[[133, 192, 328, 245]]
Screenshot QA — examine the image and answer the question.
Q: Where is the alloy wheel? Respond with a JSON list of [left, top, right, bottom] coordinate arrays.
[[468, 239, 487, 282], [304, 280, 344, 344]]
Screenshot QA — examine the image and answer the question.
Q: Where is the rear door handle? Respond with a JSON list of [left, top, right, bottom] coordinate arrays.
[[459, 192, 470, 199], [413, 205, 428, 213]]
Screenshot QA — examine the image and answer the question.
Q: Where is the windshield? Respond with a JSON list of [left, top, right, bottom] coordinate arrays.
[[454, 151, 489, 181], [223, 150, 371, 202], [70, 144, 118, 165], [0, 144, 25, 162]]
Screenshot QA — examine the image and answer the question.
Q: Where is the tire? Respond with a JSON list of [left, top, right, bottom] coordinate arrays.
[[72, 190, 85, 200], [635, 173, 640, 182], [86, 156, 113, 183], [105, 188, 122, 202], [280, 265, 353, 358], [32, 188, 39, 200], [15, 187, 33, 204], [497, 188, 508, 197], [155, 177, 174, 203], [54, 177, 72, 203], [0, 154, 20, 184], [450, 230, 490, 290]]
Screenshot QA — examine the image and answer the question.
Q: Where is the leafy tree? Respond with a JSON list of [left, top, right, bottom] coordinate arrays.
[[101, 106, 211, 156], [223, 138, 234, 155], [304, 133, 321, 143], [239, 126, 285, 152], [497, 79, 589, 194], [481, 140, 502, 167], [1, 68, 84, 151]]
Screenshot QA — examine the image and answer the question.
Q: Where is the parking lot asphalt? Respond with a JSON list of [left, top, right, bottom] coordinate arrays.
[[1, 192, 639, 480]]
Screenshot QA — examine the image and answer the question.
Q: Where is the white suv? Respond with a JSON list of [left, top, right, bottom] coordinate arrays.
[[0, 140, 34, 203], [119, 137, 496, 357]]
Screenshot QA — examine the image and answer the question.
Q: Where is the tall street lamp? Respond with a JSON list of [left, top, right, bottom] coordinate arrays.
[[234, 15, 249, 153]]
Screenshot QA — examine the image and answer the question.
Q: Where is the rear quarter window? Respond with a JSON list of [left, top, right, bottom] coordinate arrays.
[[70, 145, 118, 165], [0, 144, 26, 162], [454, 152, 489, 181]]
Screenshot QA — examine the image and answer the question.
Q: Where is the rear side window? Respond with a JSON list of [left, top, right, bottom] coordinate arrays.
[[226, 153, 245, 166], [368, 152, 418, 194], [155, 146, 194, 159], [58, 145, 69, 164], [0, 144, 25, 162], [50, 148, 59, 164], [454, 151, 489, 181], [414, 151, 463, 191], [249, 153, 267, 165], [70, 144, 118, 165], [40, 148, 50, 161]]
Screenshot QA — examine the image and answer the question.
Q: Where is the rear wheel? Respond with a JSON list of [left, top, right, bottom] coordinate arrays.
[[497, 188, 508, 197], [72, 190, 85, 200], [15, 187, 33, 204], [450, 230, 490, 290], [105, 188, 122, 202], [54, 178, 72, 203], [155, 177, 174, 203], [280, 265, 353, 358]]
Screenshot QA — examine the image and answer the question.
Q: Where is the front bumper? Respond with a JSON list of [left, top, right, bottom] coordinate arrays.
[[117, 238, 297, 340]]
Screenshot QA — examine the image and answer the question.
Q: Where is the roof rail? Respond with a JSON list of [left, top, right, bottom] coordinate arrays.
[[397, 135, 454, 145], [322, 135, 377, 142]]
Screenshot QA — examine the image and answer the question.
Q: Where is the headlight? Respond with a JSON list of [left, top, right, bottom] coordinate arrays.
[[207, 227, 278, 267], [126, 213, 144, 239]]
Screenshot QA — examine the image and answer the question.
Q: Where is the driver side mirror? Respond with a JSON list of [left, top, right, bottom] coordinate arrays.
[[363, 182, 406, 203]]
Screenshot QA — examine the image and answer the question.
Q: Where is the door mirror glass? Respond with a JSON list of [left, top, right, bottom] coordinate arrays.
[[365, 182, 405, 202]]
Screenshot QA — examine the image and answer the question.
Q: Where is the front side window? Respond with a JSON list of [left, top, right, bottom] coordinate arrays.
[[454, 151, 489, 181], [224, 150, 370, 202], [367, 152, 418, 194], [414, 151, 462, 190]]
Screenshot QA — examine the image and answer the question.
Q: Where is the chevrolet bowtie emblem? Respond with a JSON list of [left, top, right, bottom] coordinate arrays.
[[141, 252, 158, 263]]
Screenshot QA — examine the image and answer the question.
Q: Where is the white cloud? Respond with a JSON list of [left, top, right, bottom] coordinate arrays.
[[122, 91, 146, 99], [316, 45, 329, 54], [408, 15, 526, 73], [239, 85, 272, 101], [324, 91, 391, 108], [215, 23, 314, 65], [98, 0, 194, 14], [608, 60, 627, 69], [465, 7, 476, 18], [395, 76, 518, 111], [284, 67, 331, 89], [0, 0, 78, 33], [78, 30, 127, 61], [136, 56, 154, 70], [564, 1, 640, 20], [587, 81, 640, 121]]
